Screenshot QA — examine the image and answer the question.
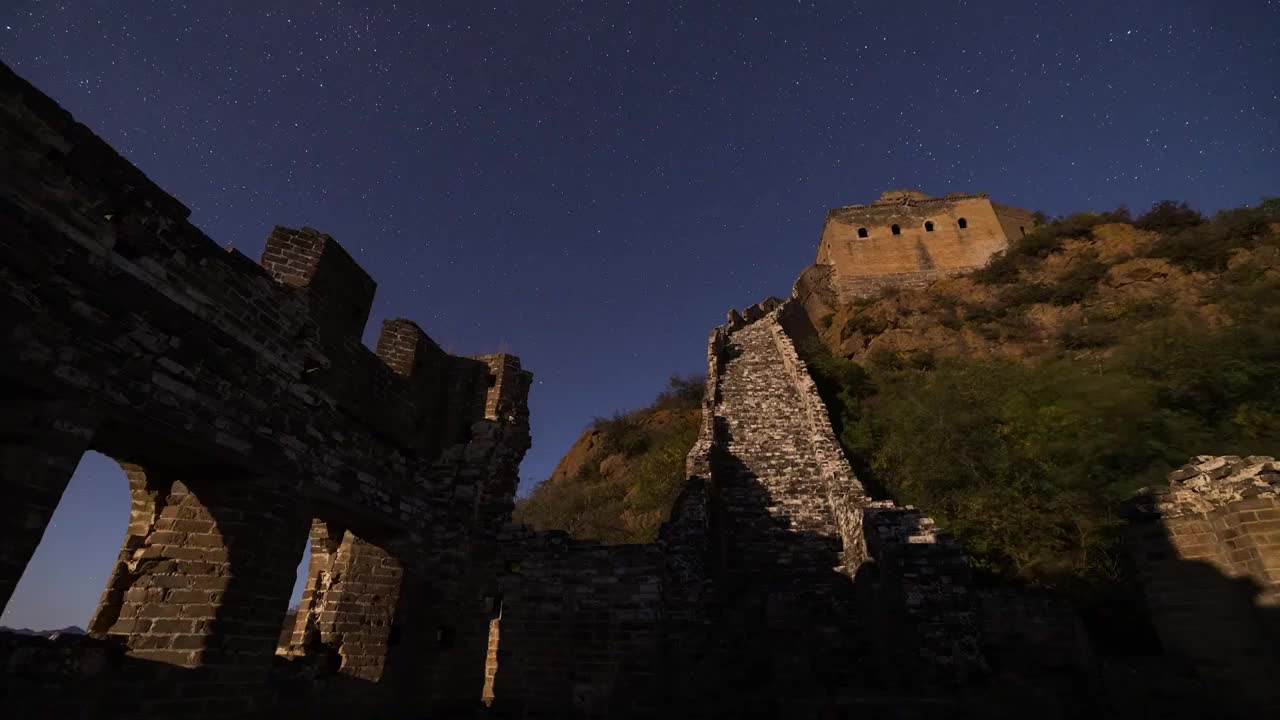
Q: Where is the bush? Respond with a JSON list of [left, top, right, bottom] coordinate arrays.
[[1148, 199, 1280, 271], [654, 374, 705, 410], [976, 208, 1130, 285], [800, 230, 1280, 592], [516, 376, 703, 544], [591, 412, 650, 457], [1135, 200, 1203, 232], [1049, 253, 1108, 305]]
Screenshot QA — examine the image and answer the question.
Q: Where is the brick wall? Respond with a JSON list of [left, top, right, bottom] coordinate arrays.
[[1128, 456, 1280, 716], [0, 60, 531, 719], [487, 527, 665, 718]]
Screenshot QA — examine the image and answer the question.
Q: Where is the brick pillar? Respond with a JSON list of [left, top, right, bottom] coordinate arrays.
[[284, 518, 345, 648], [260, 226, 376, 348], [290, 525, 404, 681], [480, 599, 502, 707], [88, 465, 309, 714], [0, 385, 98, 613]]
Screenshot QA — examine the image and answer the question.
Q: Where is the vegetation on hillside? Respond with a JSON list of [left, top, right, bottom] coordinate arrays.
[[801, 198, 1280, 598], [513, 375, 704, 544]]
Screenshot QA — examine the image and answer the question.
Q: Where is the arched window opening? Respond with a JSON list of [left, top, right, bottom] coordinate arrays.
[[1020, 226, 1027, 237], [2, 451, 128, 634], [924, 221, 935, 232], [957, 218, 968, 229], [890, 224, 901, 236], [857, 227, 868, 238]]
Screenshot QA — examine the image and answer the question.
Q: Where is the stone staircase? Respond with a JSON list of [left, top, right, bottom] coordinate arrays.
[[716, 319, 848, 582], [694, 300, 984, 716]]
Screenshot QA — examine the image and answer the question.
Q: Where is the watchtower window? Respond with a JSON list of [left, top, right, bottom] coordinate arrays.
[[857, 227, 869, 238], [924, 221, 935, 232], [1020, 226, 1026, 237], [957, 218, 968, 229], [890, 224, 901, 236]]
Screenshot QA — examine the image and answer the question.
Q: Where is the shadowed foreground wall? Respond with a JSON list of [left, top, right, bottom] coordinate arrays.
[[0, 60, 531, 719]]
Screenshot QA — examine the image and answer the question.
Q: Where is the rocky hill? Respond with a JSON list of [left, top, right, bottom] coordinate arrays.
[[794, 198, 1280, 594], [525, 198, 1279, 602], [513, 376, 703, 544]]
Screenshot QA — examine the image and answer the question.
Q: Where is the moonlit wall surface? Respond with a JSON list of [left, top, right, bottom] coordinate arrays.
[[1, 0, 1277, 630]]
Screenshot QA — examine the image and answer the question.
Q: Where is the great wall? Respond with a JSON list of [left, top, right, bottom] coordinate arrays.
[[3, 61, 1280, 718]]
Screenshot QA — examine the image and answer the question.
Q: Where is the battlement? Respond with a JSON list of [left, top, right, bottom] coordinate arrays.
[[830, 189, 992, 217], [262, 226, 377, 347], [0, 61, 534, 718]]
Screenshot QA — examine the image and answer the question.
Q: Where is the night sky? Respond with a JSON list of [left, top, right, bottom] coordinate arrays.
[[2, 0, 1277, 630]]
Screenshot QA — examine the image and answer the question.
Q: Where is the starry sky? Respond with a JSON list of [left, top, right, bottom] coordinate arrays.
[[2, 0, 1277, 630]]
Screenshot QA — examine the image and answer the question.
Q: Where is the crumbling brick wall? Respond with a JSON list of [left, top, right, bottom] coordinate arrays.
[[0, 60, 531, 719], [680, 298, 985, 714], [1127, 456, 1280, 716]]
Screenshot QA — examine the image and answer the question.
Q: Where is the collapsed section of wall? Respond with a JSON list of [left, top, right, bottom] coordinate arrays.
[[1127, 456, 1280, 716]]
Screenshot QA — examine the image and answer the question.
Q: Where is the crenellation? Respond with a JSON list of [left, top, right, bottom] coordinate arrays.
[[0, 61, 532, 719]]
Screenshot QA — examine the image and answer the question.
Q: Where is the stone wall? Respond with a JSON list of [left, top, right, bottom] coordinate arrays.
[[699, 299, 985, 713], [471, 298, 989, 718], [485, 527, 664, 719], [0, 60, 531, 719], [1127, 456, 1280, 716]]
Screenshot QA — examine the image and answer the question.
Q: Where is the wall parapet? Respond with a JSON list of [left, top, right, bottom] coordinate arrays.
[[0, 60, 532, 719]]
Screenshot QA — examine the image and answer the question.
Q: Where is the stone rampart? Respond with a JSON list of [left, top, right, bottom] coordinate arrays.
[[688, 298, 985, 712], [0, 60, 531, 719], [484, 527, 664, 719]]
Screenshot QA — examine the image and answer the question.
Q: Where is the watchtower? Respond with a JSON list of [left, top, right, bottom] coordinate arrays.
[[815, 189, 1037, 298]]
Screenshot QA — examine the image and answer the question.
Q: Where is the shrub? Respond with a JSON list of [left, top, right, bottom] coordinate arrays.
[[1049, 253, 1108, 305], [976, 208, 1130, 285], [800, 237, 1280, 593], [516, 376, 703, 544], [1148, 201, 1280, 271], [592, 412, 650, 456], [1135, 200, 1203, 232], [654, 374, 705, 410]]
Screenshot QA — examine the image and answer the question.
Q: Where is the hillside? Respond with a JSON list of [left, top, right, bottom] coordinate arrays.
[[518, 197, 1280, 600], [513, 376, 703, 544], [798, 198, 1280, 594]]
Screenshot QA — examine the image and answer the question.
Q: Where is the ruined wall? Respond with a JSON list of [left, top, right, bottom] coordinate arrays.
[[815, 191, 1030, 300], [697, 299, 985, 714], [0, 61, 531, 719], [1127, 456, 1280, 716], [484, 528, 664, 719]]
